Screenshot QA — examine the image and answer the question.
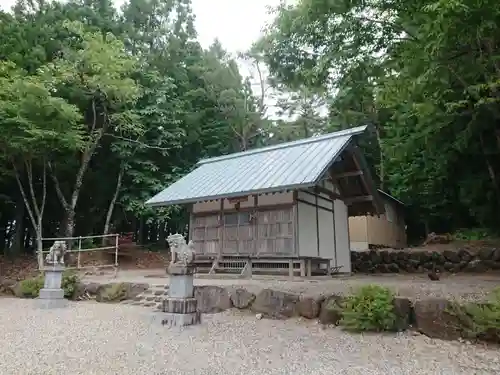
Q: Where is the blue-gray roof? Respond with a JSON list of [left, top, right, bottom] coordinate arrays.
[[146, 126, 368, 206]]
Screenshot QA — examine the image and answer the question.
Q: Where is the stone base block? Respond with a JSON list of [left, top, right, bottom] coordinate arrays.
[[39, 288, 64, 299], [162, 312, 201, 327], [163, 297, 198, 314], [37, 288, 67, 309]]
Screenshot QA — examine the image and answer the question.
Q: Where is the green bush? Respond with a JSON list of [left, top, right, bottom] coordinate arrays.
[[18, 275, 44, 298], [17, 271, 80, 299], [61, 270, 79, 299], [339, 285, 397, 332], [451, 288, 500, 343], [452, 228, 496, 241]]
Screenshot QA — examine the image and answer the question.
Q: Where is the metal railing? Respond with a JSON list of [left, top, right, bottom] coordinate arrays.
[[40, 233, 119, 273]]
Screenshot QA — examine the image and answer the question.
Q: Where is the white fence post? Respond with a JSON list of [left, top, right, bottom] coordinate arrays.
[[77, 236, 82, 269]]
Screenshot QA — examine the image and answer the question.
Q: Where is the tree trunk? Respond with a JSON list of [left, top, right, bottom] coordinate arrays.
[[0, 218, 7, 256], [479, 132, 500, 200], [36, 217, 43, 267], [102, 166, 124, 245], [12, 160, 46, 268], [9, 196, 25, 256], [159, 221, 166, 248], [50, 130, 104, 240]]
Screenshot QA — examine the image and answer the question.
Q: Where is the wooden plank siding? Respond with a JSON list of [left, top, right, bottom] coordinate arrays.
[[190, 193, 296, 256]]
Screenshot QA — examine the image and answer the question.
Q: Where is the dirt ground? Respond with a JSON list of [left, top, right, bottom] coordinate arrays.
[[81, 268, 500, 303]]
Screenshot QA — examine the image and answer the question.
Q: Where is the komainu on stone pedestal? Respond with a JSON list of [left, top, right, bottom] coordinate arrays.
[[38, 240, 68, 309], [162, 233, 201, 327]]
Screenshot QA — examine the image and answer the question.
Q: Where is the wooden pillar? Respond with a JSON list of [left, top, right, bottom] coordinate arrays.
[[219, 199, 224, 256], [300, 259, 306, 277]]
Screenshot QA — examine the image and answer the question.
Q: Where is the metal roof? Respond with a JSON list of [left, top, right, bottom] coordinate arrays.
[[377, 189, 404, 206], [146, 126, 368, 207]]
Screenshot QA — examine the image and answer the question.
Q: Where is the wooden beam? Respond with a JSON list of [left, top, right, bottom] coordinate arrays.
[[344, 195, 373, 205], [315, 186, 341, 200], [333, 170, 363, 179]]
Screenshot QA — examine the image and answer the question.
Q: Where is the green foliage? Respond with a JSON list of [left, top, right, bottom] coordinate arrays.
[[339, 285, 397, 332], [0, 0, 262, 252], [452, 228, 496, 241], [450, 288, 500, 342], [61, 270, 79, 299], [259, 0, 500, 239], [17, 271, 80, 299], [17, 275, 44, 298]]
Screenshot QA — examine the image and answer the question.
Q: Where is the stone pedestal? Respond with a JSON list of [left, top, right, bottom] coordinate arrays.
[[37, 264, 68, 309], [162, 263, 200, 327]]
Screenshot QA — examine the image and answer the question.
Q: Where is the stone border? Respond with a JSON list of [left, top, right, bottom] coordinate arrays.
[[2, 279, 496, 344], [351, 248, 500, 274], [84, 282, 498, 344]]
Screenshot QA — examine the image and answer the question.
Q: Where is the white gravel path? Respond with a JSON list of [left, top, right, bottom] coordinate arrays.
[[0, 298, 499, 375]]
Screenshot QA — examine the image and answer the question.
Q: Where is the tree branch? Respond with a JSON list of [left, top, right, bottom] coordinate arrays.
[[103, 133, 171, 151], [47, 161, 70, 210], [40, 160, 47, 218], [25, 159, 41, 221], [12, 162, 38, 235]]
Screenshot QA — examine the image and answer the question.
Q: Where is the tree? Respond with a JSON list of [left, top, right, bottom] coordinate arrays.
[[0, 61, 83, 264], [258, 0, 500, 237], [47, 21, 141, 238]]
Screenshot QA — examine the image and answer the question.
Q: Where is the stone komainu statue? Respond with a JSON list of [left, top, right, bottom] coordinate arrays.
[[167, 233, 195, 265], [45, 240, 67, 265]]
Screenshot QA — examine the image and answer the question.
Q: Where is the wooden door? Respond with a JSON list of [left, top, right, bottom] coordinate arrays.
[[191, 214, 220, 254], [222, 211, 256, 255], [256, 208, 294, 255]]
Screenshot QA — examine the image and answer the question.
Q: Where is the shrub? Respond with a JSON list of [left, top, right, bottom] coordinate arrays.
[[18, 275, 44, 298], [17, 271, 80, 299], [61, 270, 80, 299], [452, 228, 496, 241], [451, 288, 500, 343], [339, 285, 397, 332]]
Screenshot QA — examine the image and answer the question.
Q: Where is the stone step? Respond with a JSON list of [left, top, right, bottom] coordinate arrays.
[[123, 284, 171, 310]]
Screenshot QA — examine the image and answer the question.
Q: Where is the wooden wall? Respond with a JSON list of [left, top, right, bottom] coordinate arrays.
[[296, 183, 351, 272], [348, 196, 407, 249], [190, 192, 295, 255]]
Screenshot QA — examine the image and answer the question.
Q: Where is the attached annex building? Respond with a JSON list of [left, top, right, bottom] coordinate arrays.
[[146, 126, 384, 276]]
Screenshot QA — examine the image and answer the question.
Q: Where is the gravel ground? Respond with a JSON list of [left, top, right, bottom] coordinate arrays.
[[1, 298, 499, 375], [83, 269, 500, 302]]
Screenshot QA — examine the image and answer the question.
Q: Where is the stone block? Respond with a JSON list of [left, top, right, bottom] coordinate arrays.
[[39, 288, 64, 299], [318, 295, 344, 325], [297, 296, 323, 319], [167, 263, 195, 276], [251, 289, 299, 319], [37, 297, 68, 309], [169, 275, 194, 299], [162, 312, 201, 327], [195, 285, 232, 313], [42, 266, 64, 289], [414, 298, 462, 340], [163, 297, 198, 314], [393, 297, 413, 331], [229, 288, 255, 309]]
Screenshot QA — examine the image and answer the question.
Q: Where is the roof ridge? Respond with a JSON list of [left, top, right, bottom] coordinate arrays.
[[197, 125, 368, 165]]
